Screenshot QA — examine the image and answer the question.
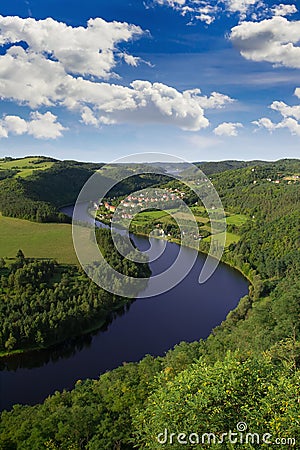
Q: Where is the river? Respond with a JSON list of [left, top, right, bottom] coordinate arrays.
[[0, 204, 248, 411]]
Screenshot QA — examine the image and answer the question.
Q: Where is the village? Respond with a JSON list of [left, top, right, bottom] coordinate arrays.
[[94, 187, 186, 221]]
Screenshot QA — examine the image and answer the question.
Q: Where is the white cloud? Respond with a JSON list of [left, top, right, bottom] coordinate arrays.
[[153, 0, 219, 23], [196, 91, 234, 109], [0, 15, 144, 79], [230, 16, 300, 68], [0, 15, 234, 134], [81, 107, 100, 126], [270, 100, 300, 120], [252, 117, 276, 132], [272, 3, 297, 17], [0, 112, 66, 139], [0, 125, 8, 138], [27, 111, 66, 139], [213, 122, 243, 136], [226, 0, 261, 16], [75, 81, 232, 131], [156, 0, 186, 6], [120, 53, 141, 67], [152, 0, 269, 24], [194, 5, 220, 25], [253, 87, 300, 137], [253, 116, 300, 135], [3, 115, 28, 135], [277, 117, 300, 135]]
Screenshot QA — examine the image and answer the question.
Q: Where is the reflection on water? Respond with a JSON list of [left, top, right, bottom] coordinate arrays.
[[0, 302, 134, 372], [0, 203, 249, 411]]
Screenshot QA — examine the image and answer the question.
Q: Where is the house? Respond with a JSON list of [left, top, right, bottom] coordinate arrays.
[[104, 202, 116, 212]]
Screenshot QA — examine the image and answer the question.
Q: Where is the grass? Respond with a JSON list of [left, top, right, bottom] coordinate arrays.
[[0, 157, 54, 178], [133, 210, 169, 222], [226, 214, 249, 226], [128, 208, 245, 247], [203, 231, 241, 247], [0, 214, 77, 264]]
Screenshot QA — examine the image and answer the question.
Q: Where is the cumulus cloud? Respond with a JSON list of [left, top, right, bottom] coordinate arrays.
[[77, 81, 233, 131], [270, 100, 300, 120], [3, 115, 28, 135], [271, 3, 297, 17], [0, 15, 235, 133], [213, 122, 243, 136], [0, 112, 66, 139], [0, 15, 234, 133], [253, 116, 300, 135], [0, 15, 144, 79], [253, 87, 300, 137], [27, 112, 66, 139], [277, 117, 300, 135], [230, 16, 300, 68]]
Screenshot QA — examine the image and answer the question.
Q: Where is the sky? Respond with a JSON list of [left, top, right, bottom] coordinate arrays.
[[0, 0, 299, 162]]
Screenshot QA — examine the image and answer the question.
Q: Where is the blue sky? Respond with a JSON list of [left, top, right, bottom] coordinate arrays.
[[0, 0, 299, 162]]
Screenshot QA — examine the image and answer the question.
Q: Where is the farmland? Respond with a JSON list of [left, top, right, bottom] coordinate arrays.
[[0, 214, 77, 264], [0, 157, 54, 178]]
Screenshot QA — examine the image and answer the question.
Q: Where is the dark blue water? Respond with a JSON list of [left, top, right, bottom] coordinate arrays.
[[0, 204, 248, 411]]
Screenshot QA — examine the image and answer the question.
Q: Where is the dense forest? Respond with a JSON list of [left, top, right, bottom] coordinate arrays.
[[0, 161, 98, 222], [192, 158, 300, 176], [0, 158, 299, 449], [0, 230, 150, 355]]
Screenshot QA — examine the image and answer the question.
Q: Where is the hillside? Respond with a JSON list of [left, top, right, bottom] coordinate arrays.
[[0, 158, 169, 223], [0, 159, 299, 449]]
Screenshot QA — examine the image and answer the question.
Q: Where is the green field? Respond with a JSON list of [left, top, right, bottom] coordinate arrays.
[[132, 210, 169, 223], [0, 157, 54, 178], [0, 206, 247, 266], [128, 208, 245, 247], [203, 231, 241, 246], [226, 214, 249, 226], [0, 214, 77, 264]]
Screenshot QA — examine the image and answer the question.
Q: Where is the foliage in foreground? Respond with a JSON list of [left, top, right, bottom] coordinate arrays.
[[0, 351, 299, 449]]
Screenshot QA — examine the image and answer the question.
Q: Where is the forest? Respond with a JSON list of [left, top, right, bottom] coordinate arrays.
[[0, 229, 150, 355], [0, 158, 299, 449]]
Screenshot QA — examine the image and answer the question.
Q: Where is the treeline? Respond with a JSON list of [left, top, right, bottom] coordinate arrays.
[[0, 341, 299, 448], [0, 178, 70, 223], [196, 158, 299, 175], [211, 162, 300, 219], [0, 169, 18, 181], [108, 174, 171, 199], [0, 230, 150, 354], [0, 160, 105, 222]]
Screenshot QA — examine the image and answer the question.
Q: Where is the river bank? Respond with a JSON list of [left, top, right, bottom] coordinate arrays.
[[0, 205, 252, 362]]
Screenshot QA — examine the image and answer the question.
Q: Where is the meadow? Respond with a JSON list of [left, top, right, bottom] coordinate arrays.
[[0, 214, 77, 264], [0, 157, 54, 178], [129, 208, 248, 247]]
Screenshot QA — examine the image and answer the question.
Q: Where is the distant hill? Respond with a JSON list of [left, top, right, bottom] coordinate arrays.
[[0, 158, 169, 222], [180, 158, 300, 177]]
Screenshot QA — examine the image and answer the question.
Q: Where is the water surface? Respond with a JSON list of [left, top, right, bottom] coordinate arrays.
[[0, 205, 248, 411]]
